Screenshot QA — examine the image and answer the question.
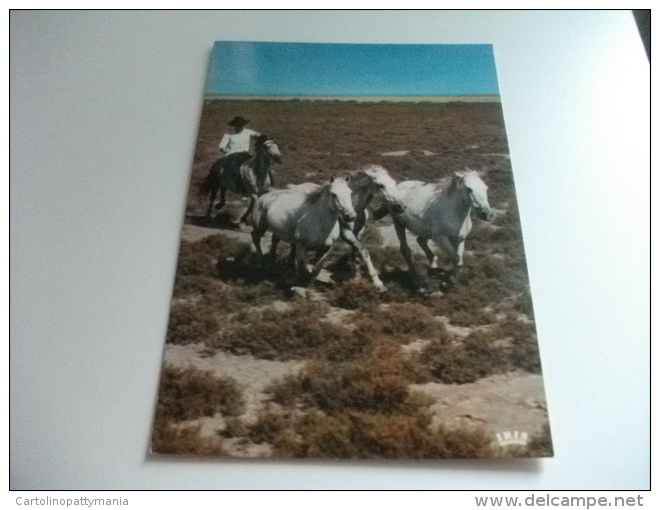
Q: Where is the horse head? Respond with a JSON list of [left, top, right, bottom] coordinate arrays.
[[256, 134, 282, 164], [328, 176, 357, 224], [362, 165, 405, 214], [456, 168, 493, 221]]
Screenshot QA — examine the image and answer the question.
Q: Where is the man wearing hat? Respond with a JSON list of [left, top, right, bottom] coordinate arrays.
[[219, 116, 261, 169], [216, 116, 262, 194]]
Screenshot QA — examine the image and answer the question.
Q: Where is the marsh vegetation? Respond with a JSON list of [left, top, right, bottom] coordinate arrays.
[[151, 99, 552, 459]]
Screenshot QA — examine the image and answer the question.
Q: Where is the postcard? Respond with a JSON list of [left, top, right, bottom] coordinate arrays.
[[151, 41, 552, 459]]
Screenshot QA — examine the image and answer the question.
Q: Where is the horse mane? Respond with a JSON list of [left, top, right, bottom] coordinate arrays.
[[354, 164, 388, 180], [255, 134, 269, 146], [350, 164, 389, 191], [447, 173, 462, 193], [305, 182, 332, 204], [348, 170, 371, 190], [446, 168, 476, 194], [250, 135, 276, 177], [355, 164, 387, 176]]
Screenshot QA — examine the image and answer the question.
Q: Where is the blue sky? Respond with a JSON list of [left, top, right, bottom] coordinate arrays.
[[206, 41, 499, 96]]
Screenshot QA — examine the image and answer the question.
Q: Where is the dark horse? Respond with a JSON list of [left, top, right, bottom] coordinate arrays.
[[199, 135, 282, 225]]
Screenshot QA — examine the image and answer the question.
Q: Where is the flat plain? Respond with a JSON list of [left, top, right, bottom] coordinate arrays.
[[151, 98, 552, 459]]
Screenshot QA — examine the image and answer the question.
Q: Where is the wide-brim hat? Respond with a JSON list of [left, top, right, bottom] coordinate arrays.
[[228, 116, 250, 128]]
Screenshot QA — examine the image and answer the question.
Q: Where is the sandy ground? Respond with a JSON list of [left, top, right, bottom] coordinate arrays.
[[162, 340, 549, 448], [414, 373, 549, 437]]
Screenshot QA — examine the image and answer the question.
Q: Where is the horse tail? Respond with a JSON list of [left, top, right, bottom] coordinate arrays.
[[198, 159, 222, 197]]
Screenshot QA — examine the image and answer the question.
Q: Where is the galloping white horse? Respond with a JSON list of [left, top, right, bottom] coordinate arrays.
[[284, 165, 406, 291], [200, 135, 282, 224], [251, 176, 357, 287], [375, 168, 493, 289]]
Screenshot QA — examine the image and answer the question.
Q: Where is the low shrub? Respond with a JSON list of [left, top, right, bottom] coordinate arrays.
[[175, 243, 217, 278], [212, 301, 366, 361], [154, 365, 245, 423], [497, 314, 542, 373], [200, 279, 280, 312], [329, 278, 383, 311], [151, 424, 226, 456], [166, 302, 219, 345], [443, 307, 498, 328], [247, 410, 295, 445], [167, 280, 283, 346], [266, 340, 425, 414], [194, 234, 247, 259], [420, 329, 508, 384], [513, 289, 535, 319], [353, 303, 450, 343], [422, 254, 525, 325], [419, 313, 543, 383], [175, 234, 246, 278], [221, 417, 249, 438], [172, 274, 219, 297], [249, 409, 495, 459]]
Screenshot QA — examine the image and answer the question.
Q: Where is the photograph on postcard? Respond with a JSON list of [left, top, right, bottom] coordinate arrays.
[[150, 41, 552, 459]]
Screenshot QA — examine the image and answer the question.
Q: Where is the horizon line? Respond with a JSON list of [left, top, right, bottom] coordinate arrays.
[[204, 94, 501, 103]]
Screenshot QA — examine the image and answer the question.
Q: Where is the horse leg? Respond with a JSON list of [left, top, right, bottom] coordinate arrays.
[[454, 236, 466, 269], [449, 235, 467, 286], [417, 236, 439, 269], [341, 226, 386, 292], [268, 235, 280, 259], [394, 220, 423, 290], [239, 195, 256, 225], [353, 210, 367, 239], [286, 245, 296, 267], [309, 246, 333, 281], [293, 244, 311, 286], [217, 187, 226, 212], [250, 226, 265, 258], [250, 204, 270, 259], [433, 235, 464, 288], [434, 235, 462, 269], [205, 185, 218, 220], [351, 211, 368, 264]]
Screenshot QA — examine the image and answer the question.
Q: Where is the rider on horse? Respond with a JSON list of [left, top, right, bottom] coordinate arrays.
[[219, 116, 261, 193]]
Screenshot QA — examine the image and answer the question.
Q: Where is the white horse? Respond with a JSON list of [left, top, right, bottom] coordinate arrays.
[[285, 165, 406, 291], [251, 176, 357, 287], [289, 164, 405, 233], [200, 135, 282, 224], [374, 168, 493, 289]]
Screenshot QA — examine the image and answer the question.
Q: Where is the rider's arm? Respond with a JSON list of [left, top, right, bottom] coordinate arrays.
[[219, 134, 231, 153]]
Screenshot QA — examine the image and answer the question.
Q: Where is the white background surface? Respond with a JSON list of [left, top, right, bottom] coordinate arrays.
[[9, 10, 650, 489]]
